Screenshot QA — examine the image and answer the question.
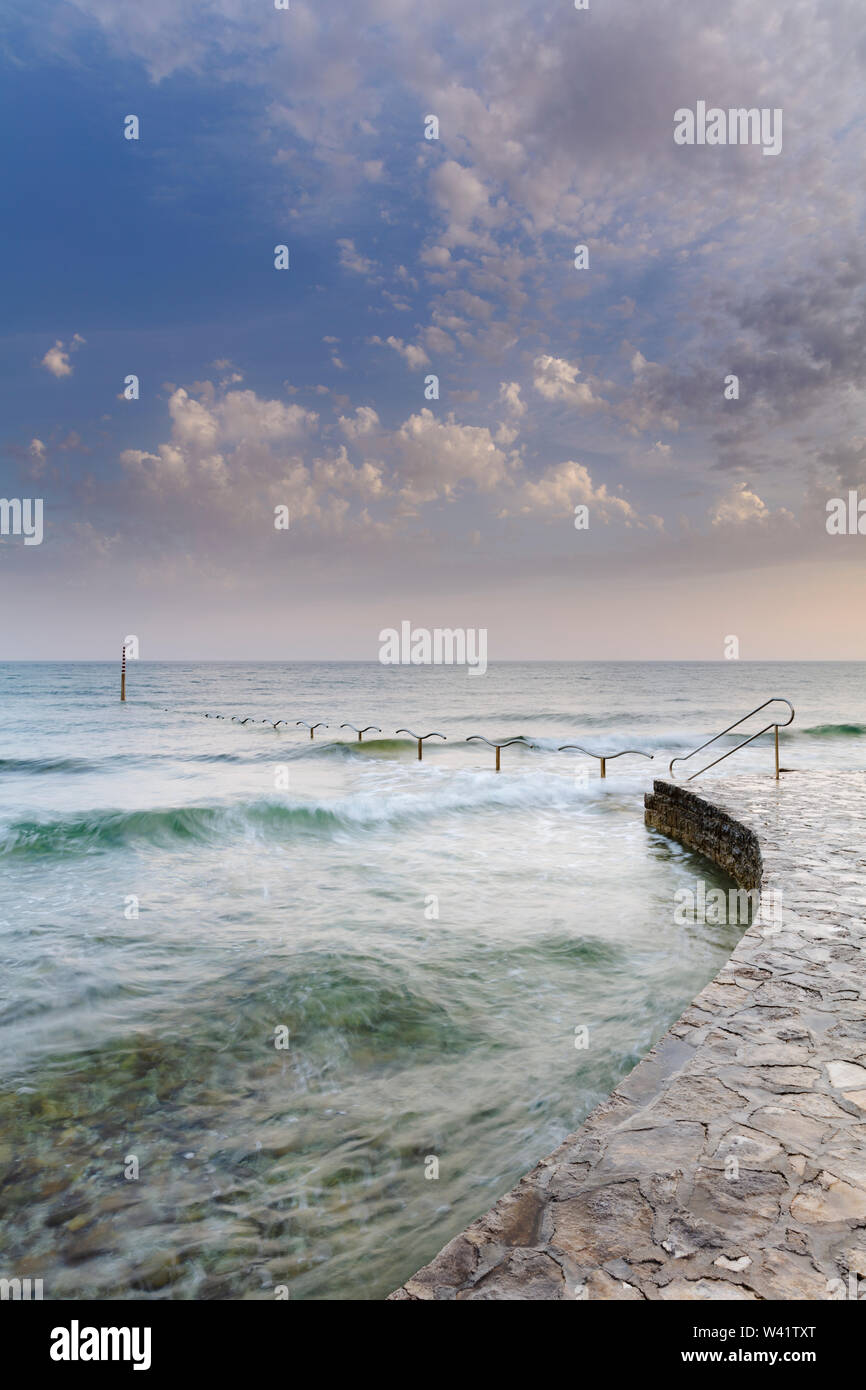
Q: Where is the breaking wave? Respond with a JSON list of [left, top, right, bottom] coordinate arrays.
[[0, 772, 599, 859]]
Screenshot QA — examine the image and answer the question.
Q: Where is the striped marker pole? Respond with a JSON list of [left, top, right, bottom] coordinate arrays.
[[120, 643, 126, 702]]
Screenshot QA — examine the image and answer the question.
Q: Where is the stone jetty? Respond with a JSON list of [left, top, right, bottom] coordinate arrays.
[[390, 773, 866, 1300]]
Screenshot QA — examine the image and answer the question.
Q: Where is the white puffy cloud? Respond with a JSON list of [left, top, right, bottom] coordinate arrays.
[[122, 442, 191, 490], [120, 384, 339, 525], [509, 460, 659, 529], [40, 334, 85, 378], [338, 406, 380, 439], [168, 388, 221, 452], [709, 482, 793, 527], [216, 390, 317, 444], [313, 445, 386, 499], [393, 408, 515, 504], [370, 335, 431, 369], [532, 355, 604, 410], [498, 381, 526, 417], [420, 245, 452, 269], [494, 423, 520, 447]]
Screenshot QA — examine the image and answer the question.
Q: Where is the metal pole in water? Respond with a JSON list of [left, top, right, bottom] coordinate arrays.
[[396, 730, 446, 762], [466, 735, 525, 772], [340, 724, 381, 743], [775, 725, 780, 779], [120, 644, 126, 702]]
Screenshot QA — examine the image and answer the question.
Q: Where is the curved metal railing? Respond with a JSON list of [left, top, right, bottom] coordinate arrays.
[[669, 698, 795, 782], [177, 704, 796, 782], [340, 724, 382, 742], [558, 744, 654, 779], [466, 735, 528, 772], [396, 729, 446, 761]]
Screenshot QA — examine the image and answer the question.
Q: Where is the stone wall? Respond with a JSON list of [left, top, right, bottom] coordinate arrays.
[[644, 780, 762, 890]]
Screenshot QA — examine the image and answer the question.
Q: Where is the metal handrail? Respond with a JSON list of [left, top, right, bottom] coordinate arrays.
[[340, 724, 382, 742], [466, 735, 528, 772], [396, 729, 446, 761], [558, 744, 654, 779], [669, 698, 795, 781], [297, 721, 328, 739]]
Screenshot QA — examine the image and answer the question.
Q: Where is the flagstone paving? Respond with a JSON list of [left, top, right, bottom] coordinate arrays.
[[389, 773, 866, 1300]]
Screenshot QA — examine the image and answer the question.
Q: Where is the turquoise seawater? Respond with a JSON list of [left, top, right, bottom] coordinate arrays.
[[0, 660, 863, 1299]]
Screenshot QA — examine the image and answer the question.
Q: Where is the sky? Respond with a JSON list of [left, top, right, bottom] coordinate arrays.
[[0, 0, 864, 660]]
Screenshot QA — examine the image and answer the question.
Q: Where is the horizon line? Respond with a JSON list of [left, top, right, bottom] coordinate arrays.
[[1, 657, 864, 666]]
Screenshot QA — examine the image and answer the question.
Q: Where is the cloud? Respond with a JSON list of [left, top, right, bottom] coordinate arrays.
[[634, 440, 675, 473], [121, 442, 193, 491], [494, 425, 518, 447], [509, 459, 658, 528], [338, 406, 380, 439], [420, 245, 452, 269], [615, 350, 681, 435], [498, 381, 526, 417], [393, 408, 515, 504], [429, 160, 500, 250], [16, 0, 866, 626], [216, 389, 317, 444], [40, 334, 85, 378], [370, 335, 431, 369], [313, 445, 386, 500], [121, 383, 319, 507], [709, 482, 794, 527], [337, 238, 376, 275], [25, 438, 47, 478], [424, 325, 456, 355], [532, 355, 604, 410]]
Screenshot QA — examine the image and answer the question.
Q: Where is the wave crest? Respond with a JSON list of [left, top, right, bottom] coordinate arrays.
[[0, 773, 599, 858], [801, 723, 866, 738]]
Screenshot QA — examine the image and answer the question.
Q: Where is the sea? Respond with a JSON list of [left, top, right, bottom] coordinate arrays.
[[0, 660, 863, 1299]]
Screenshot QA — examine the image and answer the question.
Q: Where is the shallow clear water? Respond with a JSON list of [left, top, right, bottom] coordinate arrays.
[[0, 661, 863, 1299]]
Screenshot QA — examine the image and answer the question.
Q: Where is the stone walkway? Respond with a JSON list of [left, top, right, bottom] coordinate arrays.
[[389, 772, 866, 1300]]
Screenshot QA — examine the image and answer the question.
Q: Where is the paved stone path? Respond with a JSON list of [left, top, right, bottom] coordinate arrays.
[[389, 772, 866, 1300]]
